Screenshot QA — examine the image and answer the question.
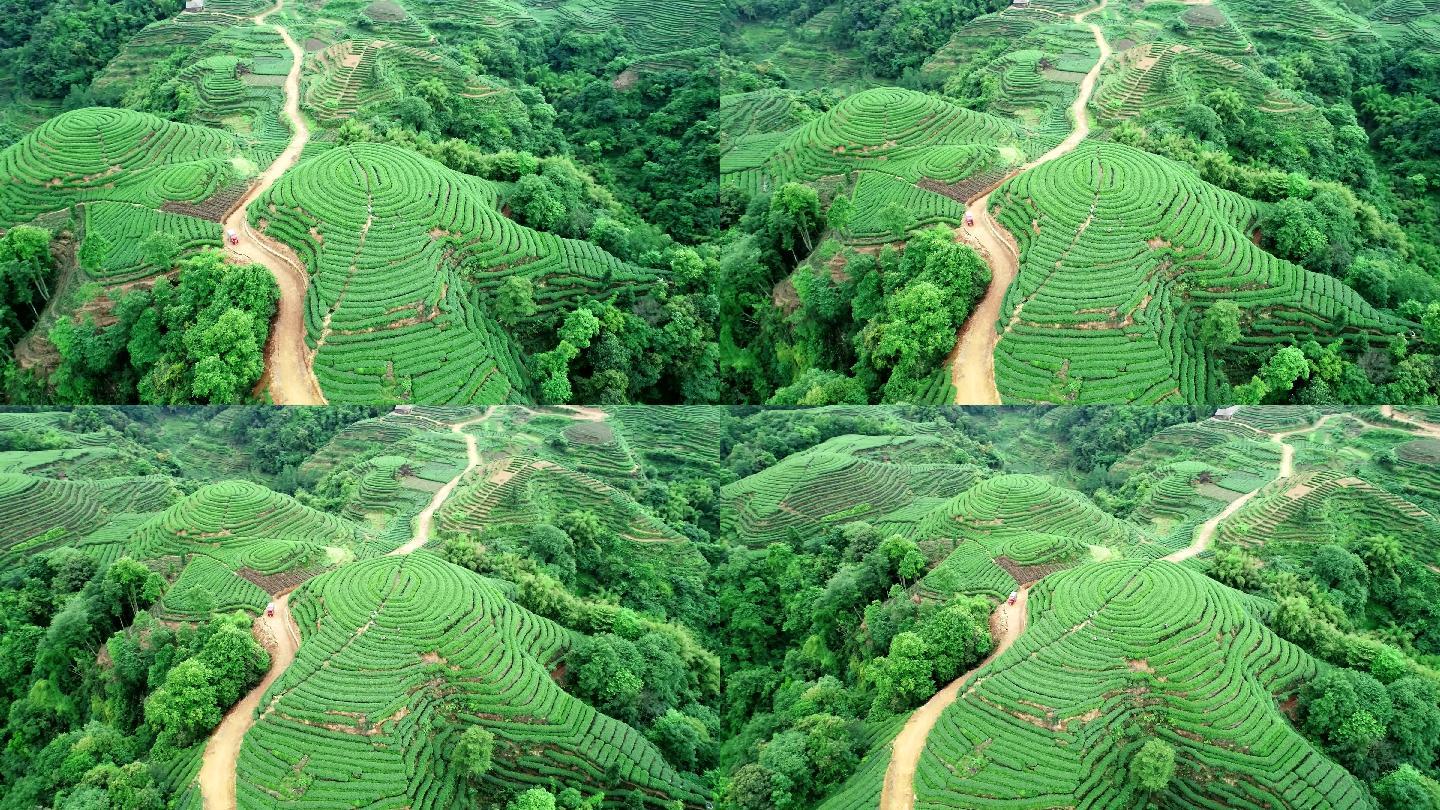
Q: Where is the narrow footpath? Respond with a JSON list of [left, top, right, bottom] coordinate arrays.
[[879, 588, 1031, 809], [948, 0, 1112, 404], [224, 0, 325, 405]]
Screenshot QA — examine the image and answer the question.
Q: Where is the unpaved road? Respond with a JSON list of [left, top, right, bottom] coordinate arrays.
[[389, 408, 493, 556], [949, 0, 1112, 404], [199, 591, 301, 810], [226, 0, 324, 405], [880, 587, 1030, 810], [199, 407, 498, 808], [1164, 414, 1339, 563], [1381, 405, 1440, 439]]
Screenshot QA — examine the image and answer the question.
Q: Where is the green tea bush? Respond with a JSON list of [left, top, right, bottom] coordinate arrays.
[[236, 554, 709, 808], [991, 142, 1406, 403]]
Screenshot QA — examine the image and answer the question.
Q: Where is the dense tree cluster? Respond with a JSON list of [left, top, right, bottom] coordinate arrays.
[[5, 247, 278, 405], [2, 0, 180, 100], [0, 548, 267, 809], [715, 191, 992, 403]]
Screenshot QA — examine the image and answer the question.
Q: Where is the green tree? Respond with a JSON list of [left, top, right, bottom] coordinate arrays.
[[564, 633, 643, 721], [648, 710, 706, 772], [919, 596, 992, 683], [144, 659, 220, 749], [768, 183, 825, 258], [494, 276, 537, 329], [77, 233, 112, 275], [767, 369, 867, 406], [827, 194, 854, 234], [197, 621, 269, 706], [188, 308, 264, 402], [511, 174, 566, 232], [141, 231, 180, 271], [70, 761, 163, 810], [1129, 738, 1176, 792], [1422, 302, 1440, 350], [877, 202, 916, 239], [726, 763, 779, 810], [1373, 765, 1440, 810], [1260, 346, 1311, 392], [1262, 198, 1327, 266], [507, 788, 558, 810], [871, 632, 933, 713], [454, 725, 495, 782], [1200, 300, 1242, 349]]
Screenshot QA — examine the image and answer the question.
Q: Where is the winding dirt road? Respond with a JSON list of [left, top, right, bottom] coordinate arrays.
[[389, 408, 493, 556], [1380, 405, 1440, 439], [880, 587, 1030, 810], [198, 408, 499, 808], [198, 591, 301, 810], [1164, 415, 1341, 563], [225, 0, 324, 405], [949, 0, 1112, 404]]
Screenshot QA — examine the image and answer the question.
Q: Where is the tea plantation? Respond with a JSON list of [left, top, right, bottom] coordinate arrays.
[[991, 142, 1409, 404], [721, 87, 1026, 243], [716, 0, 1440, 406], [2, 405, 1439, 808], [913, 560, 1371, 809]]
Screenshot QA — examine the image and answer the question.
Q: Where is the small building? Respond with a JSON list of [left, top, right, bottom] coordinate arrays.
[[184, 0, 204, 10], [1214, 406, 1241, 420], [394, 404, 414, 415], [1012, 0, 1031, 7]]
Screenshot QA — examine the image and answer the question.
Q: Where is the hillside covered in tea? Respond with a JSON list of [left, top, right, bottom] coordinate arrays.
[[717, 0, 1440, 406], [1, 404, 1439, 808]]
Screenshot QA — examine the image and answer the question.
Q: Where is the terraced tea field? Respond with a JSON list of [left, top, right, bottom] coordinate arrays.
[[988, 142, 1406, 403], [0, 0, 715, 405], [3, 406, 1437, 809], [721, 0, 1426, 407], [251, 143, 660, 403], [800, 406, 1440, 810], [0, 405, 723, 809], [721, 87, 1027, 243], [910, 560, 1368, 809]]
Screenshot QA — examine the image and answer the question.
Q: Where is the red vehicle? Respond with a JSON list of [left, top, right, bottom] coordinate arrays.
[[226, 228, 239, 246], [964, 211, 975, 227], [265, 602, 276, 617]]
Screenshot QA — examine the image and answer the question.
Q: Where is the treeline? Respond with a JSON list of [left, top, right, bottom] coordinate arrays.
[[0, 551, 268, 809], [0, 0, 180, 101], [5, 244, 280, 406]]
